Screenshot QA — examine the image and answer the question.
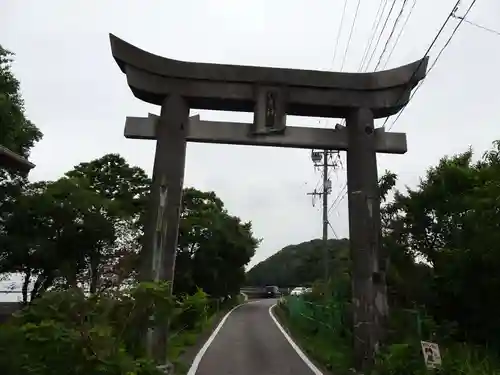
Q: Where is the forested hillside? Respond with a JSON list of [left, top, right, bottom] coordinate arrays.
[[246, 238, 349, 287]]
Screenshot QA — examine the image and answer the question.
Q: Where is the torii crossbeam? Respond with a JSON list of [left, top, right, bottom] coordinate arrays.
[[109, 33, 428, 372], [124, 114, 408, 153]]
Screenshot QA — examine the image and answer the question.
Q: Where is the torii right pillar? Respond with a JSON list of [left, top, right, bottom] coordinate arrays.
[[343, 63, 427, 373], [346, 107, 386, 372]]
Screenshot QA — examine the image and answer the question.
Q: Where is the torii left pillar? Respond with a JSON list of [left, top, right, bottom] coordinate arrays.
[[141, 94, 189, 364]]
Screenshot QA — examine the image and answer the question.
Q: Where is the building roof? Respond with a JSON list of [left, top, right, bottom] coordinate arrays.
[[0, 145, 35, 173]]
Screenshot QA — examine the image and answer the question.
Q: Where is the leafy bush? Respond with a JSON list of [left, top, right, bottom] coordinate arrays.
[[373, 340, 500, 375], [372, 342, 426, 375], [172, 288, 209, 331], [0, 319, 159, 375], [0, 282, 211, 375], [280, 287, 500, 375]]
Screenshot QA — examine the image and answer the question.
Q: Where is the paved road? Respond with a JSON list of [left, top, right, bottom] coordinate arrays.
[[0, 302, 22, 323], [190, 299, 321, 375]]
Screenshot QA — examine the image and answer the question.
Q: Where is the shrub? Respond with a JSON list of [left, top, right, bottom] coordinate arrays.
[[280, 284, 500, 374], [172, 288, 209, 332], [0, 282, 210, 375], [372, 340, 500, 375]]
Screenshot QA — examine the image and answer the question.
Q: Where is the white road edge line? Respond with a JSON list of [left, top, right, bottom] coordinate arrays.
[[187, 303, 242, 375], [269, 303, 324, 375], [187, 298, 260, 375]]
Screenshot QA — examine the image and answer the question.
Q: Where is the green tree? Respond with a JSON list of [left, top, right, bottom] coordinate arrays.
[[269, 147, 500, 373], [381, 141, 500, 347], [0, 45, 43, 277], [65, 153, 150, 217], [176, 188, 259, 298], [1, 150, 259, 305], [0, 45, 42, 167], [0, 177, 116, 302], [65, 154, 151, 292]]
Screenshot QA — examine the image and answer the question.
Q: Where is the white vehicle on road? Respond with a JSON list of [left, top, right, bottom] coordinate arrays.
[[290, 287, 306, 296]]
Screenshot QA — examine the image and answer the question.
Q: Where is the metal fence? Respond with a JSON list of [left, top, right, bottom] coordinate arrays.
[[285, 295, 352, 340], [285, 294, 424, 344]]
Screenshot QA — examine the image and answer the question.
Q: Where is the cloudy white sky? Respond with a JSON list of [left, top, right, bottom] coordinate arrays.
[[2, 0, 499, 281]]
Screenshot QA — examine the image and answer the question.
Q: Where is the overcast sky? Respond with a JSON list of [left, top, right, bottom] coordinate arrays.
[[2, 0, 500, 280]]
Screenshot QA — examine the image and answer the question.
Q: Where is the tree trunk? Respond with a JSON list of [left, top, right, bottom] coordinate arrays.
[[31, 271, 55, 301], [21, 269, 31, 304], [62, 263, 78, 288], [31, 273, 45, 301], [89, 254, 100, 294]]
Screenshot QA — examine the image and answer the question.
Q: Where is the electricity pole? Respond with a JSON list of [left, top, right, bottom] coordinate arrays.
[[307, 149, 339, 281]]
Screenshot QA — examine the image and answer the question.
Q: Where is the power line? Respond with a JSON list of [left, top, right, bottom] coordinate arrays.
[[374, 0, 411, 71], [332, 0, 349, 69], [328, 0, 467, 215], [363, 0, 398, 71], [318, 3, 369, 187], [328, 221, 339, 239], [452, 14, 500, 37], [387, 0, 478, 130], [340, 0, 363, 71], [382, 0, 419, 69], [381, 0, 463, 129], [328, 183, 347, 214], [313, 0, 351, 191], [336, 0, 390, 136], [358, 0, 389, 72], [328, 0, 393, 224], [319, 1, 351, 131], [329, 0, 408, 217]]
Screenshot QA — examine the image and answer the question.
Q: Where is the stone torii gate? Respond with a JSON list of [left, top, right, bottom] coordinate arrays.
[[110, 33, 428, 372]]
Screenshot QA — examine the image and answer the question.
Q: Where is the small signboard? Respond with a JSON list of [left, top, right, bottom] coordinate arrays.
[[421, 341, 442, 369], [252, 86, 287, 135]]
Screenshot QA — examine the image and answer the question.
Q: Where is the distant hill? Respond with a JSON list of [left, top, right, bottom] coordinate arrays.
[[245, 238, 350, 287]]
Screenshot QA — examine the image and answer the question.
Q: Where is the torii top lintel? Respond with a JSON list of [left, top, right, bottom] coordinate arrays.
[[110, 33, 428, 119]]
